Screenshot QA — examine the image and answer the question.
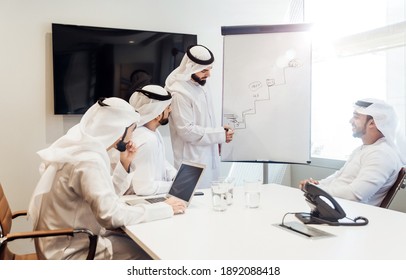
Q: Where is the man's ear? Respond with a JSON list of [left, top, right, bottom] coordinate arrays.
[[368, 118, 376, 128]]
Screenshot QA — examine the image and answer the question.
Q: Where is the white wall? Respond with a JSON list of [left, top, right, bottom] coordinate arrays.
[[0, 0, 291, 220]]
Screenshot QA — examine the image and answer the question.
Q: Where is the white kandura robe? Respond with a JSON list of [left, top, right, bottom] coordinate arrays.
[[318, 137, 403, 206], [35, 159, 173, 260], [168, 80, 226, 188], [122, 126, 177, 196]]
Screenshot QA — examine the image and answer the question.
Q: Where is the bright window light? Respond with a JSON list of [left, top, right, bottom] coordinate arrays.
[[305, 0, 406, 161]]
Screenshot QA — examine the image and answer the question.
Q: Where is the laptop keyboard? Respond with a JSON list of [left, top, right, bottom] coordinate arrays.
[[145, 197, 167, 204]]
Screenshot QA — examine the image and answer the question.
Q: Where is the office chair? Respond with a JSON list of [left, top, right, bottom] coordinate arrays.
[[379, 167, 406, 209], [0, 182, 98, 260]]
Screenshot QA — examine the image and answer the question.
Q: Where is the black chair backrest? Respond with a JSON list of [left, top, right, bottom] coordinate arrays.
[[380, 167, 406, 209]]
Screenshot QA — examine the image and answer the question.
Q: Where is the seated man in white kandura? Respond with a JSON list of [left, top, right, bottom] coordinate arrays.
[[119, 84, 177, 196], [300, 98, 405, 206], [28, 97, 186, 259]]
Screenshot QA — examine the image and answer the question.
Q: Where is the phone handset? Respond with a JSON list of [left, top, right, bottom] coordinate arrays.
[[116, 123, 136, 152], [305, 182, 346, 221]]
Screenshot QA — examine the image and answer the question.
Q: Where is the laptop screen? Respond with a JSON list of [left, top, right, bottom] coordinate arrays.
[[168, 162, 205, 202]]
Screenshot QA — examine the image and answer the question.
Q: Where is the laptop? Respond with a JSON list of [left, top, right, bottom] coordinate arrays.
[[126, 161, 206, 206]]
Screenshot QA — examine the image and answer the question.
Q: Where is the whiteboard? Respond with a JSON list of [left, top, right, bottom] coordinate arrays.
[[221, 24, 312, 164]]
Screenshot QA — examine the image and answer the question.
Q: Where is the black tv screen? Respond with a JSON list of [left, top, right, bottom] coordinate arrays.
[[52, 23, 197, 114]]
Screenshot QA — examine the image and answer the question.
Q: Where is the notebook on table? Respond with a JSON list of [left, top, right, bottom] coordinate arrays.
[[126, 161, 205, 206]]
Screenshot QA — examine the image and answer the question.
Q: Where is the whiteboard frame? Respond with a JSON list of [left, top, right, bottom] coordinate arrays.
[[221, 23, 312, 164]]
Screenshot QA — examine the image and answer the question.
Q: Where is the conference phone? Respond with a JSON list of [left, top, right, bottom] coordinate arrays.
[[295, 182, 369, 226]]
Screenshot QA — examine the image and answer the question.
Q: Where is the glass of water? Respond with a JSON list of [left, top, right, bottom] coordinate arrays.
[[211, 181, 227, 211], [244, 179, 262, 208], [223, 177, 235, 205]]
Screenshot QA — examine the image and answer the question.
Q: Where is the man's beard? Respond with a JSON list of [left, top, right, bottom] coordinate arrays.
[[191, 74, 206, 86], [352, 124, 367, 138]]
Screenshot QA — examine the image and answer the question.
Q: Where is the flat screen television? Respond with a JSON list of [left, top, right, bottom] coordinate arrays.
[[52, 23, 197, 114]]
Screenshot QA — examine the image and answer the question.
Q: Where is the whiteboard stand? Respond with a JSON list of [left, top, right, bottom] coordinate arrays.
[[262, 163, 268, 184]]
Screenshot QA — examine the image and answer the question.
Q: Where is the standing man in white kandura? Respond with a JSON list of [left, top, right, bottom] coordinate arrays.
[[165, 44, 234, 188]]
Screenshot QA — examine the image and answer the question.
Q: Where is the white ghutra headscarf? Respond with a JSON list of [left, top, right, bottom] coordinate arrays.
[[28, 97, 140, 227], [129, 85, 172, 126], [165, 44, 214, 91], [354, 98, 406, 165]]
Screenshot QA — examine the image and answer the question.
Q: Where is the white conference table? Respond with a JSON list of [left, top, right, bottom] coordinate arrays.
[[123, 184, 406, 260]]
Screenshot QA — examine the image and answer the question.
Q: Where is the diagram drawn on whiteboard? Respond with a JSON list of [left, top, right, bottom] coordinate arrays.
[[224, 58, 303, 130], [221, 24, 312, 163]]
